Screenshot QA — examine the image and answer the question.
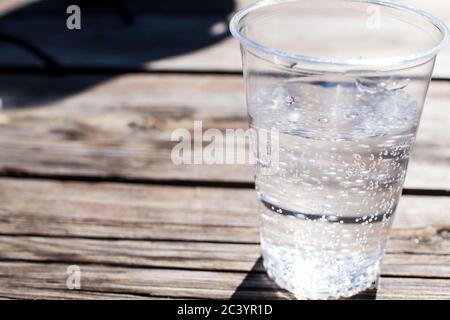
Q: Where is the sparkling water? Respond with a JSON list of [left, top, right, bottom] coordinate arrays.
[[249, 80, 420, 299]]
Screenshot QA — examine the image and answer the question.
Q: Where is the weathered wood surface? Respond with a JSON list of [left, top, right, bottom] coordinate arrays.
[[0, 0, 449, 78], [0, 261, 449, 300], [0, 0, 449, 301], [1, 235, 449, 277], [0, 178, 449, 299], [0, 74, 449, 191], [0, 178, 449, 242]]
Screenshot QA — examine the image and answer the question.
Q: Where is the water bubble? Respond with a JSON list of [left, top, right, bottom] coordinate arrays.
[[318, 117, 329, 124], [268, 103, 279, 110], [355, 77, 409, 94], [327, 215, 339, 222], [353, 153, 362, 161], [355, 78, 381, 94], [344, 112, 359, 120], [384, 78, 410, 91], [285, 95, 296, 105], [288, 111, 301, 122]]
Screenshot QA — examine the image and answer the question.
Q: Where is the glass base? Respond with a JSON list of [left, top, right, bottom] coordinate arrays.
[[261, 239, 381, 300]]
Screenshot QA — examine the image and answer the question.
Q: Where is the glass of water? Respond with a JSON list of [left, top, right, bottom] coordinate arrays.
[[230, 0, 448, 299]]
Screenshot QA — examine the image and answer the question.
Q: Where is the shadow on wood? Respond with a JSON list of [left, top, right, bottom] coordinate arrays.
[[347, 286, 378, 300], [0, 0, 235, 108], [231, 257, 295, 300]]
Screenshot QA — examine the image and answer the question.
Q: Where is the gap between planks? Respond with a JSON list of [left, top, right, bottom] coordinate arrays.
[[0, 178, 448, 276], [0, 260, 449, 300], [0, 246, 448, 278], [0, 178, 449, 299], [0, 177, 449, 242], [0, 74, 449, 190], [2, 171, 450, 197]]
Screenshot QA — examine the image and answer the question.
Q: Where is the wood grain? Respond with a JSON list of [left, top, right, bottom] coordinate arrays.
[[0, 261, 448, 300], [0, 178, 449, 242], [0, 235, 448, 278], [0, 0, 448, 301], [0, 74, 449, 190], [0, 175, 448, 298], [0, 1, 449, 78]]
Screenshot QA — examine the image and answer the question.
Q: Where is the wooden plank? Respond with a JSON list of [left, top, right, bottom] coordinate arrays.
[[0, 1, 449, 78], [0, 177, 448, 243], [381, 254, 450, 278], [0, 235, 448, 278], [0, 261, 448, 300], [0, 74, 449, 190], [0, 289, 150, 300], [0, 178, 448, 299]]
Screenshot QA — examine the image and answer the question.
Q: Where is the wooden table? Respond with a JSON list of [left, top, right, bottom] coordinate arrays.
[[0, 0, 448, 300]]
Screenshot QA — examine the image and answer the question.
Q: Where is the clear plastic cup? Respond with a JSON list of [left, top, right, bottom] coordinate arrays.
[[230, 0, 448, 299]]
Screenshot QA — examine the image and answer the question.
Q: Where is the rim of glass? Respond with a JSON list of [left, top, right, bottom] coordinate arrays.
[[229, 0, 450, 71]]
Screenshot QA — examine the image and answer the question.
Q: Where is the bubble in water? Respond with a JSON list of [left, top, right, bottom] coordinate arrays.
[[285, 95, 296, 105], [288, 111, 301, 122], [355, 78, 380, 94], [269, 102, 279, 110], [345, 112, 359, 120], [318, 117, 329, 124], [355, 77, 409, 94], [385, 78, 409, 91]]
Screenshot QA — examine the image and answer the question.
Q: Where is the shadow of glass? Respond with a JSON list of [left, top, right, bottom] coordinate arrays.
[[231, 256, 378, 300], [0, 0, 235, 109], [231, 257, 296, 300]]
